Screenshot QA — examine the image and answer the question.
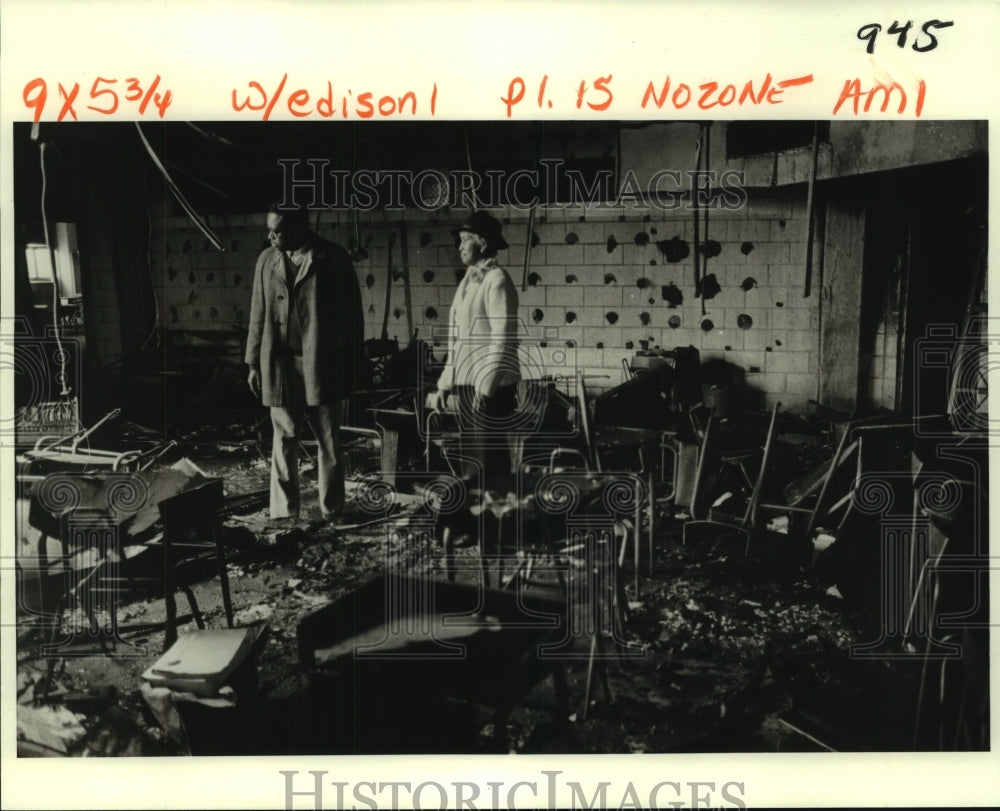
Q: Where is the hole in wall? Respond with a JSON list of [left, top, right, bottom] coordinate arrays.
[[656, 236, 689, 263], [697, 273, 721, 300], [662, 284, 683, 307], [699, 240, 722, 259]]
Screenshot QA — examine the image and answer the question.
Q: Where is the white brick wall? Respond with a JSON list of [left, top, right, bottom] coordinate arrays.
[[149, 184, 821, 410]]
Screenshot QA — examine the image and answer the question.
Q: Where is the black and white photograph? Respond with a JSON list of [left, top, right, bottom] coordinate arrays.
[[1, 2, 998, 809], [8, 118, 989, 762]]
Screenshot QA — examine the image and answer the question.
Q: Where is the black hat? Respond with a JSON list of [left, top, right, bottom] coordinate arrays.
[[454, 210, 508, 251]]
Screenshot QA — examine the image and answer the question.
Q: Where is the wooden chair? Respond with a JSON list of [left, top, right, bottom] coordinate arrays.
[[156, 478, 235, 650]]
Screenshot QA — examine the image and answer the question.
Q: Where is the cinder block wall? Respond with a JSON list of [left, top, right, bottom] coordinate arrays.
[[84, 250, 124, 365], [149, 186, 820, 411]]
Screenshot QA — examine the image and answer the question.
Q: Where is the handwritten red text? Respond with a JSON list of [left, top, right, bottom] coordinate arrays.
[[22, 75, 173, 122], [231, 75, 438, 121], [641, 73, 814, 110]]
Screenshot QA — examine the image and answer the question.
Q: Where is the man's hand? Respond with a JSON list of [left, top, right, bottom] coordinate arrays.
[[247, 368, 262, 398], [429, 389, 449, 412]]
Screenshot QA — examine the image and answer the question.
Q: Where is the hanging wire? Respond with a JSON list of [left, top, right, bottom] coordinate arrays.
[[39, 141, 71, 396], [140, 151, 161, 352], [463, 125, 481, 210], [134, 123, 224, 251]]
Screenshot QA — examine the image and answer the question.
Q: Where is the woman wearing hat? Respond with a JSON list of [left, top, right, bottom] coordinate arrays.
[[431, 210, 521, 487]]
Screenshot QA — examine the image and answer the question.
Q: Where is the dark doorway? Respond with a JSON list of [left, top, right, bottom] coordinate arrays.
[[857, 156, 987, 418]]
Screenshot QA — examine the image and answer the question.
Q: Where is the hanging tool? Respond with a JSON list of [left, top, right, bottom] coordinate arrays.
[[380, 210, 397, 342], [398, 220, 414, 343], [692, 126, 706, 316], [520, 204, 536, 293], [702, 122, 712, 317]]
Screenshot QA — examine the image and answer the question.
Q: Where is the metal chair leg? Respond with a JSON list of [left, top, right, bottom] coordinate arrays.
[[180, 584, 205, 629]]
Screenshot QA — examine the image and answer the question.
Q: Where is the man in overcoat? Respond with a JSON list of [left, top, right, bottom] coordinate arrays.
[[246, 203, 364, 522]]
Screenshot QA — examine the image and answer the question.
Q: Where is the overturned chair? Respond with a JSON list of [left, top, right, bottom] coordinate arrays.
[[28, 472, 236, 673]]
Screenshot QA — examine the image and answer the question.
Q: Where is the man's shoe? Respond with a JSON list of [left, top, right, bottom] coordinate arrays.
[[323, 512, 348, 527]]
